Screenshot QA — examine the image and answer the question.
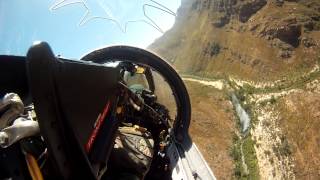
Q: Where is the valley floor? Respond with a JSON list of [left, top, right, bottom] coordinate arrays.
[[183, 64, 320, 179]]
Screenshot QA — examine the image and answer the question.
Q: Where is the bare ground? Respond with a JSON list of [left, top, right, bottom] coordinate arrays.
[[185, 81, 237, 180]]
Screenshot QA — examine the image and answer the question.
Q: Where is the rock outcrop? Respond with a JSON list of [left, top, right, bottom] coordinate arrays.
[[237, 0, 267, 22]]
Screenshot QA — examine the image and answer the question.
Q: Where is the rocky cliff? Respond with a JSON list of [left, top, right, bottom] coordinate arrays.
[[149, 0, 320, 81]]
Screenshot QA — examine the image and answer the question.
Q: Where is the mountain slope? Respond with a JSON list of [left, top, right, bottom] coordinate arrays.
[[149, 0, 320, 81]]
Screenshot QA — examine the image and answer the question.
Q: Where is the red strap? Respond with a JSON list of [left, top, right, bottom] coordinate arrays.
[[85, 101, 111, 153]]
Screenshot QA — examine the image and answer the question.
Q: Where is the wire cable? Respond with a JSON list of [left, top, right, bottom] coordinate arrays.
[[25, 153, 44, 180]]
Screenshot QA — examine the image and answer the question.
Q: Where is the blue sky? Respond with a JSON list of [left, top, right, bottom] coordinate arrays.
[[0, 0, 180, 58]]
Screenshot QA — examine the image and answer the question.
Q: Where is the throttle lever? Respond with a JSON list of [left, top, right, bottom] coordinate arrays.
[[0, 117, 39, 148]]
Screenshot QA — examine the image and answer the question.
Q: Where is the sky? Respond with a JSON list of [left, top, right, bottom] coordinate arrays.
[[0, 0, 180, 58]]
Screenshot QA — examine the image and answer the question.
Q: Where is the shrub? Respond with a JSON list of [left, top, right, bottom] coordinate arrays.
[[204, 42, 221, 57], [259, 100, 267, 107], [279, 138, 292, 156], [270, 95, 276, 104], [210, 42, 221, 56], [243, 83, 255, 95]]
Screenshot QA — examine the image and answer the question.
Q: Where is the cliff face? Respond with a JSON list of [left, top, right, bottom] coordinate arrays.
[[149, 0, 320, 81]]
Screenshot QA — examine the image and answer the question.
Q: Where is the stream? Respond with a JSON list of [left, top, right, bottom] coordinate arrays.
[[231, 93, 251, 133], [182, 76, 252, 175], [231, 93, 251, 175]]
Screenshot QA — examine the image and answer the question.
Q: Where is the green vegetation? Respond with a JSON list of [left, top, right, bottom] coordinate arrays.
[[234, 64, 320, 96], [230, 134, 260, 180], [259, 100, 268, 107], [251, 67, 320, 94], [204, 42, 221, 57], [227, 85, 260, 179], [230, 138, 242, 178], [235, 87, 246, 102], [228, 92, 243, 129], [209, 42, 221, 57], [259, 95, 277, 107], [272, 135, 292, 159], [242, 135, 260, 180], [180, 73, 222, 81], [191, 62, 320, 96], [243, 83, 255, 95], [270, 95, 276, 104]]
